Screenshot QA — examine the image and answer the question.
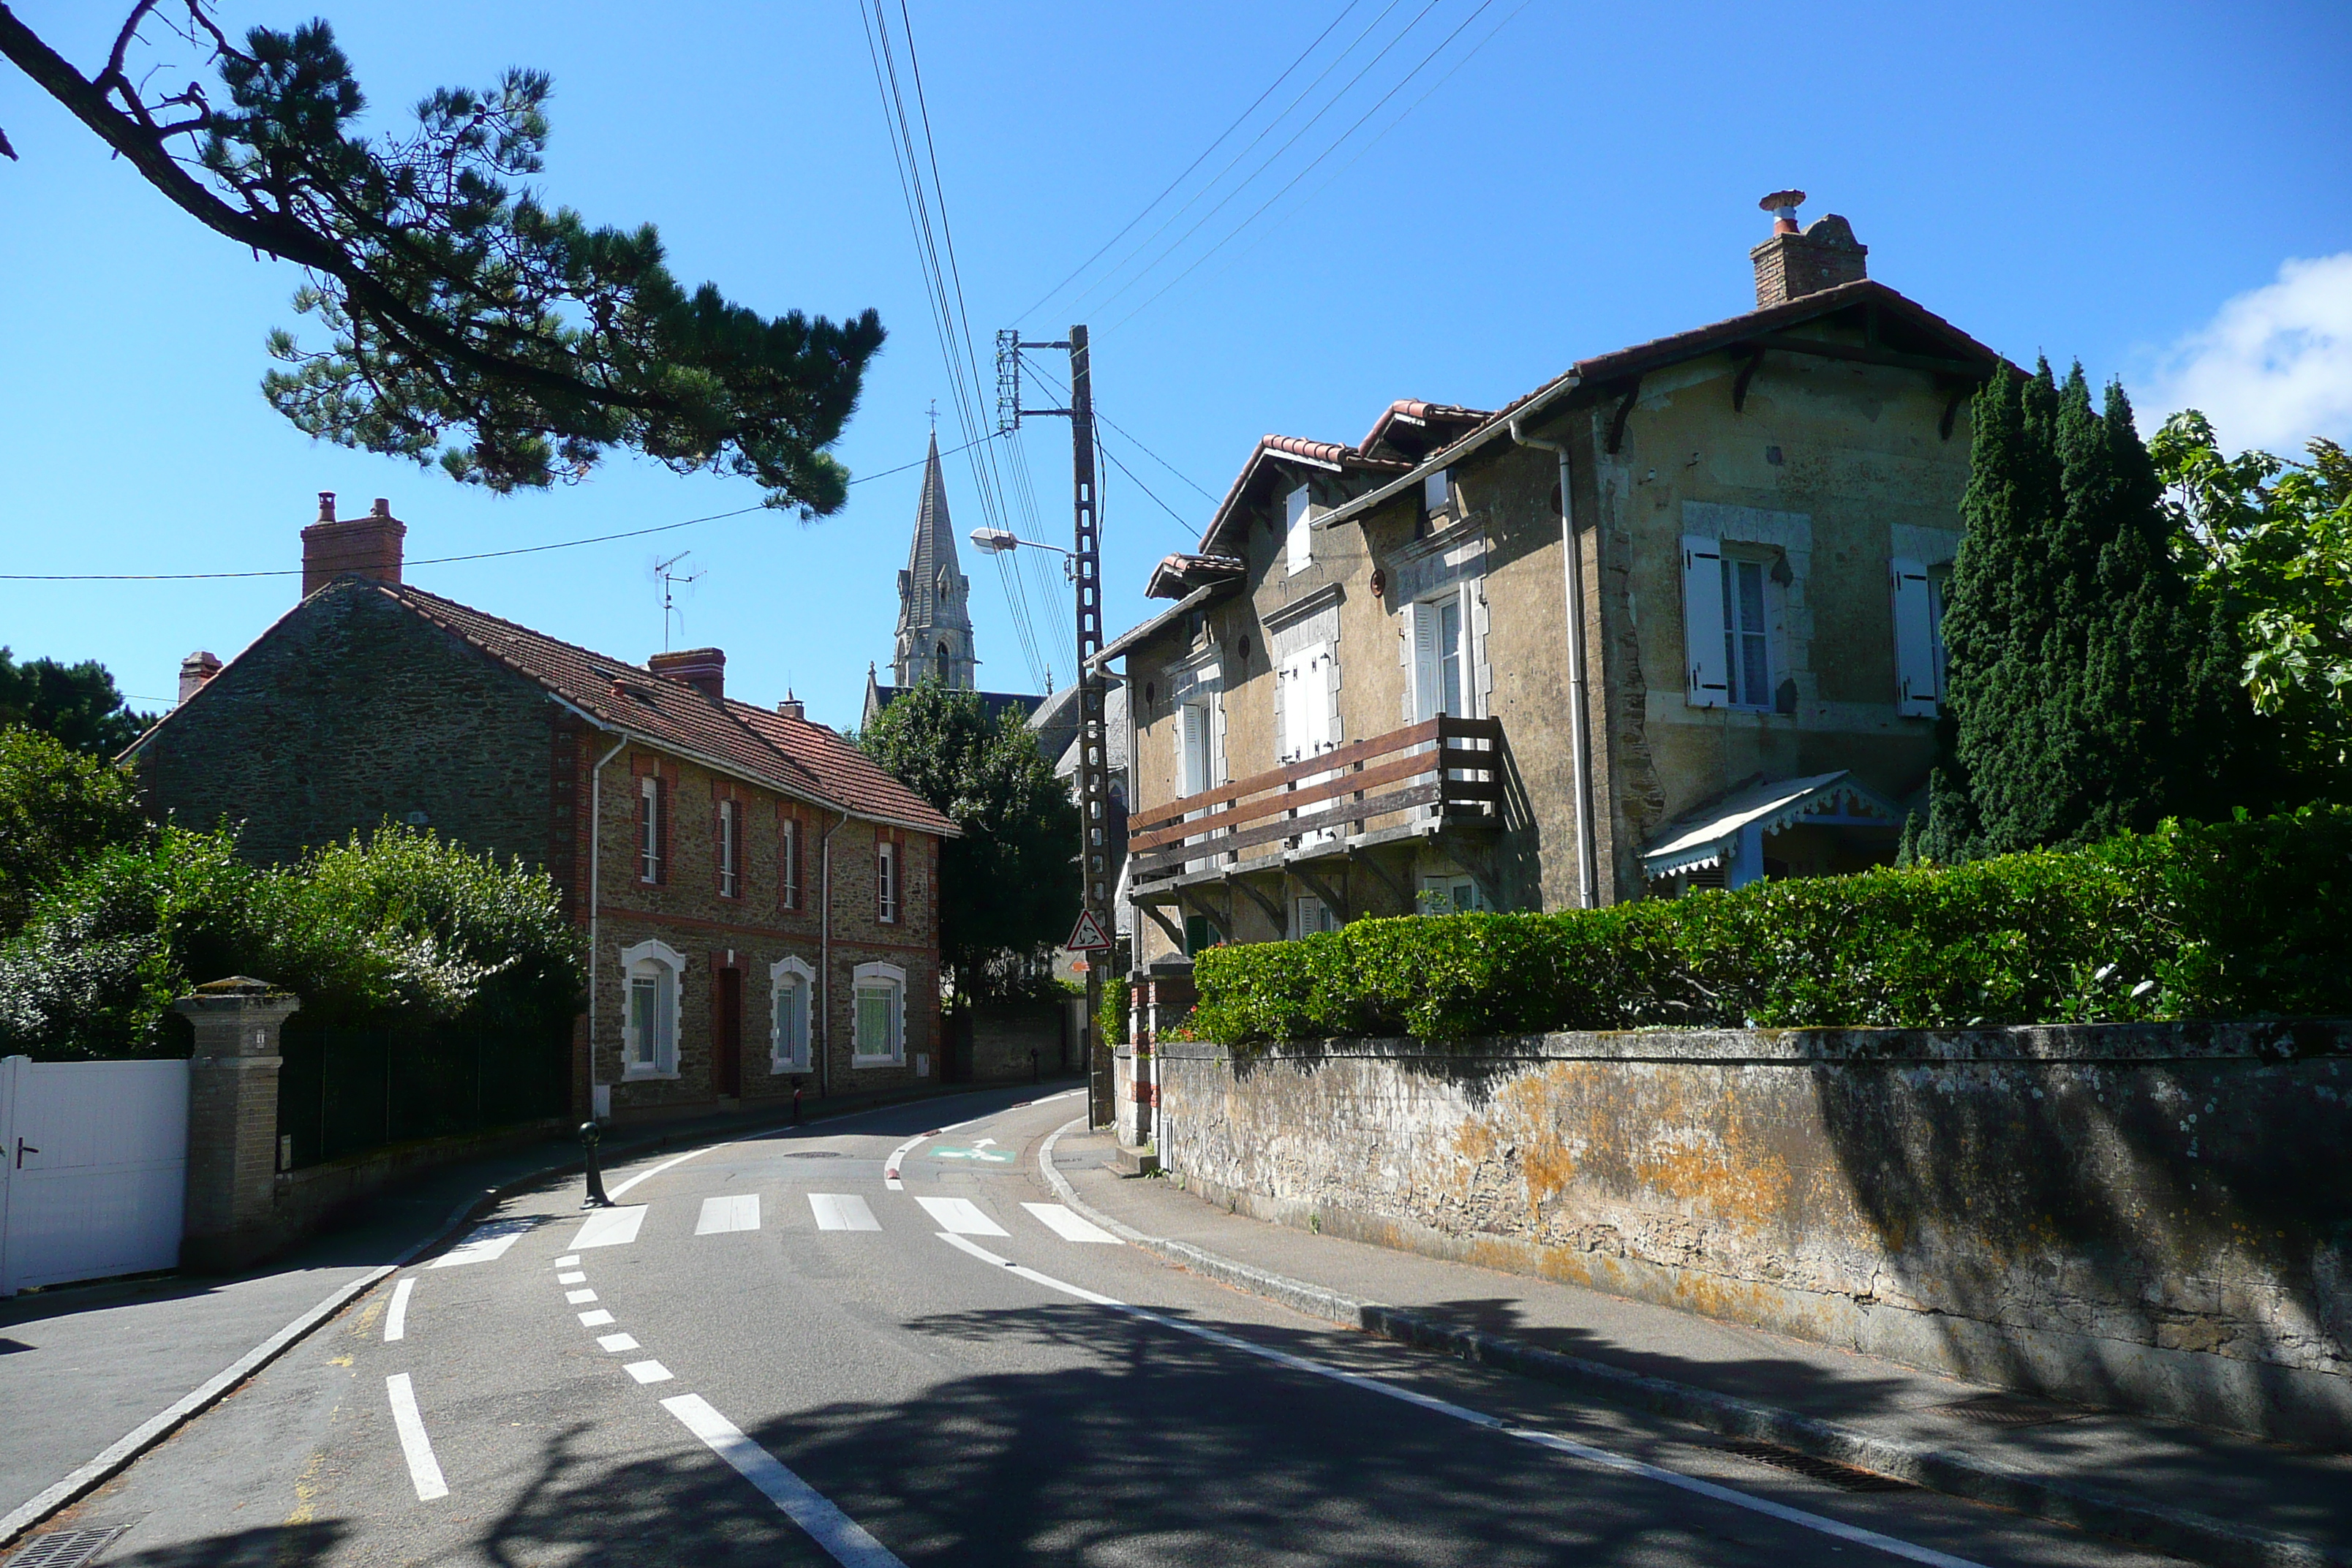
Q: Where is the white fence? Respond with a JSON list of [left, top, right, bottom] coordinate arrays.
[[0, 1055, 189, 1295]]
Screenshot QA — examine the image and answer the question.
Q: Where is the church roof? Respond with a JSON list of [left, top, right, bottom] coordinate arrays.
[[898, 431, 972, 638]]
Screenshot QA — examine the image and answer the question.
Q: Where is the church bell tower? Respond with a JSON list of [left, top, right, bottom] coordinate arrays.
[[892, 432, 977, 690]]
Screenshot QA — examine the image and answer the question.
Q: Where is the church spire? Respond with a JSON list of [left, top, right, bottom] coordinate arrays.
[[893, 431, 977, 690]]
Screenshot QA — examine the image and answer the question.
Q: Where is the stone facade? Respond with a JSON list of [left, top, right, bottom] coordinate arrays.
[[1154, 1025, 2352, 1445]]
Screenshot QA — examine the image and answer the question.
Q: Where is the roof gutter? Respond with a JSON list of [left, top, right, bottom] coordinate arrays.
[[1312, 372, 1584, 535]]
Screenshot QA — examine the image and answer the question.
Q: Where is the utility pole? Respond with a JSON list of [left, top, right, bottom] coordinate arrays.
[[1000, 325, 1115, 1130]]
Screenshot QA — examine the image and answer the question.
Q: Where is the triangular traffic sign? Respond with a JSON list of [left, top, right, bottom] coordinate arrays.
[[1064, 909, 1113, 951]]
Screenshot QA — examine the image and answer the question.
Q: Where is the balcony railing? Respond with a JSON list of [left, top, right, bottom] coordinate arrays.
[[1126, 715, 1501, 885]]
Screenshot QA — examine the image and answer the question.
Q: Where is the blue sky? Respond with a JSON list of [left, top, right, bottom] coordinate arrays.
[[2, 1, 2347, 728]]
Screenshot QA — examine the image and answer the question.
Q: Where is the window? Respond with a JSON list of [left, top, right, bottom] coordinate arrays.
[[1183, 913, 1223, 956], [1411, 593, 1468, 720], [717, 799, 740, 898], [1722, 555, 1771, 708], [1423, 467, 1452, 516], [877, 838, 899, 924], [1285, 484, 1314, 575], [852, 962, 904, 1063], [1179, 701, 1213, 796], [1293, 896, 1339, 935], [637, 774, 664, 883], [769, 956, 813, 1072], [1419, 875, 1488, 916], [779, 815, 802, 910], [1891, 555, 1945, 717], [619, 940, 685, 1077]]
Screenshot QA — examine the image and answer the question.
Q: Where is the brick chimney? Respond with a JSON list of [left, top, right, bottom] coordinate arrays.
[[1749, 190, 1868, 308], [648, 647, 725, 702], [301, 494, 406, 598], [776, 690, 804, 720], [178, 650, 222, 705]]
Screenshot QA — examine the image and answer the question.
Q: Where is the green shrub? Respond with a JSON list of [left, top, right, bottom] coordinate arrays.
[[1098, 974, 1128, 1047], [1191, 809, 2352, 1044]]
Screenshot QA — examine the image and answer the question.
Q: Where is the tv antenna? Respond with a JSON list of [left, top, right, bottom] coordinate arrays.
[[652, 549, 704, 651]]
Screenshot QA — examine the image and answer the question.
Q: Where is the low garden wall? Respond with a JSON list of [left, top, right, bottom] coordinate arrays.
[[1154, 1021, 2352, 1445]]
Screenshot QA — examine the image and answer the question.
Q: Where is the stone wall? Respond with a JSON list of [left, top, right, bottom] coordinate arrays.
[[1154, 1023, 2352, 1445]]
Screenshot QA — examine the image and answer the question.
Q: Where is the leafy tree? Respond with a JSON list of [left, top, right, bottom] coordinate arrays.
[[856, 682, 1079, 1001], [2152, 410, 2352, 799], [1921, 362, 2246, 861], [0, 647, 153, 757], [0, 5, 883, 513], [0, 725, 153, 936]]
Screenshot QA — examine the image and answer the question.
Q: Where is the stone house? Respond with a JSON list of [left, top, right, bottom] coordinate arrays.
[[1107, 195, 2009, 974], [130, 500, 957, 1123]]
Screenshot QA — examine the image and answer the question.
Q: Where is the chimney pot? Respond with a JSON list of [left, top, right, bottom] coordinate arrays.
[[648, 647, 726, 703], [178, 649, 223, 706], [300, 494, 405, 598], [777, 690, 804, 720], [371, 497, 391, 519]]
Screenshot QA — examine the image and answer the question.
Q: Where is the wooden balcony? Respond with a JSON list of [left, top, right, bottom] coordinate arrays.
[[1126, 715, 1503, 889]]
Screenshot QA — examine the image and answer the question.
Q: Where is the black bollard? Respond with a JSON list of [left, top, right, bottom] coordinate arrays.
[[580, 1120, 613, 1208], [792, 1079, 804, 1126], [1030, 1047, 1039, 1085]]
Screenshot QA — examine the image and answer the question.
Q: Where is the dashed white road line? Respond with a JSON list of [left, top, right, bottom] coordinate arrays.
[[662, 1394, 908, 1568], [557, 1270, 587, 1284], [1022, 1202, 1121, 1244], [568, 1205, 647, 1251], [808, 1193, 882, 1232], [554, 1254, 581, 1267], [384, 1373, 448, 1502], [914, 1196, 1007, 1237], [624, 1360, 675, 1385], [598, 1333, 641, 1353], [578, 1309, 614, 1327], [384, 1278, 413, 1342], [565, 1289, 598, 1305], [696, 1194, 761, 1235], [930, 1233, 1990, 1568], [428, 1217, 535, 1269]]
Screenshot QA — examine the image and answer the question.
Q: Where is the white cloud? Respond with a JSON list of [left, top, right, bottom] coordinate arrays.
[[2143, 252, 2352, 454]]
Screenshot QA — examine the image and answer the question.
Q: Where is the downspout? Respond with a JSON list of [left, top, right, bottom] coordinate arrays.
[[817, 807, 848, 1099], [1509, 415, 1602, 910], [586, 733, 629, 1112]]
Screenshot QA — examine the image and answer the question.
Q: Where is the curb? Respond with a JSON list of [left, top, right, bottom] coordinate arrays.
[[0, 1078, 1067, 1550], [1036, 1120, 2345, 1568]]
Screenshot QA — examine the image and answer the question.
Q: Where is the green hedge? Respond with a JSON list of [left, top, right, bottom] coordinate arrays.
[[1191, 810, 2352, 1044]]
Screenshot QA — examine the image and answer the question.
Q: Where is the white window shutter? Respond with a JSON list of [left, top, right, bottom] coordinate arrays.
[[1286, 485, 1313, 575], [1681, 535, 1727, 708], [1891, 557, 1939, 717], [1411, 603, 1441, 721], [1275, 657, 1300, 763]]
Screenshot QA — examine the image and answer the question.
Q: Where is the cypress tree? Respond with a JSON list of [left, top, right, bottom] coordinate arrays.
[[1922, 362, 2242, 860]]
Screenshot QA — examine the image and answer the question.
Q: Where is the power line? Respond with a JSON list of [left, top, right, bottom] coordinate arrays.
[[1102, 0, 1493, 334], [1022, 352, 1218, 507], [1015, 0, 1369, 325], [0, 431, 1014, 581]]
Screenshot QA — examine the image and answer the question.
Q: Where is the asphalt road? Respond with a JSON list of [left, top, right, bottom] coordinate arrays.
[[41, 1087, 2180, 1567]]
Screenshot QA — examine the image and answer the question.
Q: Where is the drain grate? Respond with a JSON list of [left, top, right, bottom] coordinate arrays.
[[1718, 1439, 1915, 1493], [7, 1524, 132, 1568], [782, 1150, 842, 1158], [1939, 1392, 2084, 1428]]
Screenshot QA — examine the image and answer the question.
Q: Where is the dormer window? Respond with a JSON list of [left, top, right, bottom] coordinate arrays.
[[1286, 485, 1313, 575], [1423, 467, 1452, 516]]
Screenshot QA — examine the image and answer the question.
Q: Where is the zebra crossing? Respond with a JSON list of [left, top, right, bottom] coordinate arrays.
[[562, 1191, 1120, 1251]]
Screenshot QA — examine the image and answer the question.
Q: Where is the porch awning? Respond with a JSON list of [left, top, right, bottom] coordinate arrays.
[[1640, 770, 1904, 880]]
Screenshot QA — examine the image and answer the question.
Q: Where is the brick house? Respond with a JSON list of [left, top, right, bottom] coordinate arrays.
[[1107, 195, 2010, 979], [129, 499, 956, 1122]]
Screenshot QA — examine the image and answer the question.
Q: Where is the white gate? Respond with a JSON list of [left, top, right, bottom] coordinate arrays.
[[0, 1055, 189, 1295]]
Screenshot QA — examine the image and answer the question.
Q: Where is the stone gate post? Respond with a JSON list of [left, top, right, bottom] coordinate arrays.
[[175, 976, 300, 1272]]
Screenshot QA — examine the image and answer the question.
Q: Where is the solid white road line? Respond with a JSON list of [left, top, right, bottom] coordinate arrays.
[[623, 1360, 675, 1384], [565, 1289, 598, 1305], [567, 1205, 648, 1251], [930, 1233, 1991, 1568], [607, 1146, 712, 1201], [597, 1333, 641, 1353], [808, 1193, 882, 1232], [578, 1309, 615, 1327], [1021, 1202, 1121, 1244], [696, 1194, 761, 1235], [385, 1277, 414, 1342], [662, 1394, 908, 1568], [427, 1217, 535, 1269], [914, 1196, 1007, 1237], [384, 1373, 449, 1502]]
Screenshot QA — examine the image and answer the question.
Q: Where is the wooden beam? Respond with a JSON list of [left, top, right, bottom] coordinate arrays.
[[1347, 847, 1414, 913], [1735, 333, 1994, 380], [1293, 866, 1350, 924], [1139, 901, 1186, 949], [1731, 350, 1764, 414], [1941, 383, 1972, 442], [1605, 378, 1642, 455], [1225, 872, 1286, 935]]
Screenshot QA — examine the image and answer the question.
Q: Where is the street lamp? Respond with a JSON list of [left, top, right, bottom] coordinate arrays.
[[970, 527, 1075, 576]]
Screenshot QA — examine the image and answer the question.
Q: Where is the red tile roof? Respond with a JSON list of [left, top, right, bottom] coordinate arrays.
[[385, 584, 956, 836], [1198, 434, 1411, 556]]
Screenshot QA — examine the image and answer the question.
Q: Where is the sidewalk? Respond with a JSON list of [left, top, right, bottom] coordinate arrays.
[[1046, 1124, 2352, 1568], [1, 1075, 1070, 1539]]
